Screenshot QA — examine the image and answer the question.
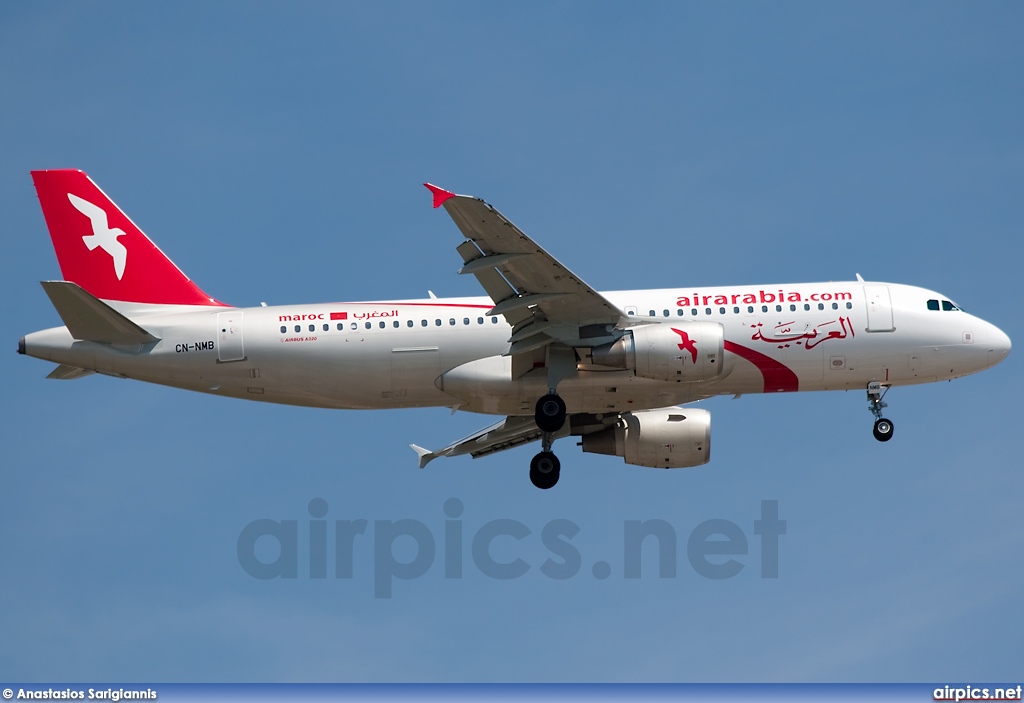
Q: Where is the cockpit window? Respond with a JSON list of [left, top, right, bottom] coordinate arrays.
[[942, 300, 960, 311], [927, 299, 940, 311]]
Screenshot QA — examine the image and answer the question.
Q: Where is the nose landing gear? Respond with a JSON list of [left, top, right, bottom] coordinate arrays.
[[873, 418, 894, 442], [867, 382, 894, 442]]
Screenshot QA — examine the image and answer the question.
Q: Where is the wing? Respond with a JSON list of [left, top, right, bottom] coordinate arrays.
[[426, 184, 626, 374], [411, 415, 569, 468], [67, 193, 109, 231]]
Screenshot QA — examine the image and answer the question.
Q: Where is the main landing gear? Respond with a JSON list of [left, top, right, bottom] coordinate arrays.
[[530, 450, 560, 490], [867, 381, 894, 442], [530, 392, 567, 489], [535, 393, 566, 432]]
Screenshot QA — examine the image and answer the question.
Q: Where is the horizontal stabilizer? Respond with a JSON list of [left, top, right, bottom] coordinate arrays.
[[46, 364, 96, 380], [40, 281, 160, 345]]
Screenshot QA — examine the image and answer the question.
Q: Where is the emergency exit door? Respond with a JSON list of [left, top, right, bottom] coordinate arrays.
[[864, 285, 895, 332]]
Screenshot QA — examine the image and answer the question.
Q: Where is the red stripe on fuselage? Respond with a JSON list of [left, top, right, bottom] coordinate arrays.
[[723, 340, 799, 393]]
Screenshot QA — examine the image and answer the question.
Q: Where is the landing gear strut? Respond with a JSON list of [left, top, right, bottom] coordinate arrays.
[[867, 382, 894, 442], [531, 391, 566, 489], [532, 345, 574, 490]]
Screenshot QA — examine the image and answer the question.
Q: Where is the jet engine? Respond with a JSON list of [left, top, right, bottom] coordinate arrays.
[[581, 407, 711, 468], [589, 322, 725, 383]]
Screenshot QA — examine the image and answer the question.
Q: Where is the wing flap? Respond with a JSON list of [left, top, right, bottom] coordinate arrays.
[[454, 240, 532, 326]]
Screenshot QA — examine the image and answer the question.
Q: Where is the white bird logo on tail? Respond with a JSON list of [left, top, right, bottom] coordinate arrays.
[[67, 193, 127, 280]]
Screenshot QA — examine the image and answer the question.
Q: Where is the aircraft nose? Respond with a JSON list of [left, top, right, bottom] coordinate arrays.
[[987, 323, 1011, 365]]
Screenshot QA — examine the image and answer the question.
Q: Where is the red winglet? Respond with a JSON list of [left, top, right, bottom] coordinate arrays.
[[424, 183, 456, 209]]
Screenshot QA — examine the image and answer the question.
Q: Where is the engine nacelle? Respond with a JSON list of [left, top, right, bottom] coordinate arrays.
[[590, 322, 725, 383], [581, 407, 711, 468]]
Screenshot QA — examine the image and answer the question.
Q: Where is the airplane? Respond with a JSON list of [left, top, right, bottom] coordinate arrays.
[[19, 170, 1012, 489]]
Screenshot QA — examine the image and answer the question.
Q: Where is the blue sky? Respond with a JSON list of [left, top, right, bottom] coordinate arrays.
[[1, 1, 1021, 682]]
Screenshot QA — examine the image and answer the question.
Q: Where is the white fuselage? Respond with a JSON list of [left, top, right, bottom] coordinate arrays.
[[21, 281, 1010, 416]]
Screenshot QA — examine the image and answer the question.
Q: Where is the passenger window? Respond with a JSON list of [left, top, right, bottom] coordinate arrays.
[[449, 318, 456, 326], [280, 326, 287, 334], [790, 304, 796, 312], [691, 309, 698, 316], [477, 317, 484, 324], [649, 310, 656, 317], [294, 325, 301, 333], [775, 305, 782, 313], [846, 302, 853, 309], [705, 308, 712, 315], [407, 320, 414, 327], [927, 299, 940, 311], [435, 319, 442, 326], [663, 309, 670, 317], [677, 309, 684, 316], [309, 324, 315, 332], [733, 307, 740, 314], [761, 305, 768, 313], [421, 320, 427, 326], [747, 306, 754, 313], [379, 321, 386, 329], [323, 324, 329, 332], [832, 302, 838, 310], [463, 317, 470, 325], [719, 307, 726, 314], [337, 323, 344, 331], [365, 322, 372, 329], [351, 323, 357, 330], [818, 303, 824, 311], [804, 304, 810, 311], [491, 317, 498, 324], [393, 321, 400, 328]]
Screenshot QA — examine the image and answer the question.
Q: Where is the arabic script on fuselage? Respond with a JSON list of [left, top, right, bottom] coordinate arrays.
[[751, 317, 855, 350]]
